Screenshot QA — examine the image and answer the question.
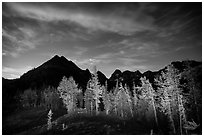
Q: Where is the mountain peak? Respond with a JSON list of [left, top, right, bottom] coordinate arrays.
[[51, 55, 67, 61], [53, 54, 60, 58], [109, 69, 122, 80], [113, 69, 122, 74]]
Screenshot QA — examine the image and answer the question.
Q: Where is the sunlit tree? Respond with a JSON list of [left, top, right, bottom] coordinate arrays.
[[85, 66, 103, 115], [139, 77, 158, 127], [155, 65, 187, 134], [47, 109, 53, 130], [114, 83, 133, 119], [84, 87, 95, 115], [102, 87, 114, 115], [57, 76, 81, 114]]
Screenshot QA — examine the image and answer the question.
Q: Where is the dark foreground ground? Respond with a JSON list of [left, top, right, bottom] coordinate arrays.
[[3, 108, 159, 135], [3, 108, 201, 135]]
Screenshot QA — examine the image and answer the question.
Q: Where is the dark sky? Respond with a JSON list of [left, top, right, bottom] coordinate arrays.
[[2, 2, 202, 79]]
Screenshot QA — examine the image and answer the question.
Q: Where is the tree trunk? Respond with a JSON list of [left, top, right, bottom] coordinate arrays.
[[95, 98, 99, 115], [178, 94, 183, 135], [192, 85, 200, 124], [90, 101, 93, 116], [168, 101, 176, 134], [150, 88, 158, 128], [106, 109, 108, 115], [152, 97, 158, 128], [121, 109, 124, 118], [128, 101, 133, 118]]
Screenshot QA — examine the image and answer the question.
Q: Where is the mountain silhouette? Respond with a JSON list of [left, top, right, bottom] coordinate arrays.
[[2, 55, 107, 116], [18, 55, 92, 90], [2, 55, 201, 117]]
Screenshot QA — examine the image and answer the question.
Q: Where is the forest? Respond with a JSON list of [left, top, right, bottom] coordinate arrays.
[[2, 59, 202, 135], [2, 57, 202, 135], [2, 2, 202, 135]]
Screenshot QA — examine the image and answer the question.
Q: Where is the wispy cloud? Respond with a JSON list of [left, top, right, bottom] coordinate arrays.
[[73, 58, 103, 72], [2, 27, 36, 57], [2, 66, 33, 79], [6, 3, 155, 36], [104, 38, 166, 58], [74, 46, 88, 56]]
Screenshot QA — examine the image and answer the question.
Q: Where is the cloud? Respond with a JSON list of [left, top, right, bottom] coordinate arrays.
[[2, 27, 36, 57], [74, 46, 88, 56], [73, 58, 101, 68], [175, 46, 192, 51], [6, 3, 155, 35], [94, 53, 115, 59], [117, 57, 146, 66], [108, 38, 166, 58], [2, 66, 33, 79]]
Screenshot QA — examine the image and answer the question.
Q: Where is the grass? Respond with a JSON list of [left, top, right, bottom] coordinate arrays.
[[3, 108, 162, 135], [2, 107, 67, 135]]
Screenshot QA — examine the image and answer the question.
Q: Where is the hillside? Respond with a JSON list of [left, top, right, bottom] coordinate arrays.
[[2, 56, 202, 135]]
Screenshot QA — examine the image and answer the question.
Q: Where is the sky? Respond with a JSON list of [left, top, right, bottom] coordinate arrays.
[[2, 2, 202, 79]]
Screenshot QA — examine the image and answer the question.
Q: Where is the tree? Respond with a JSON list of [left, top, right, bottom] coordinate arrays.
[[43, 86, 61, 110], [20, 88, 37, 108], [57, 76, 81, 114], [102, 86, 115, 115], [84, 87, 95, 115], [181, 65, 202, 127], [47, 109, 53, 130], [85, 66, 103, 115], [114, 83, 133, 119], [155, 65, 187, 134], [178, 93, 187, 134], [132, 81, 139, 117], [139, 77, 158, 128]]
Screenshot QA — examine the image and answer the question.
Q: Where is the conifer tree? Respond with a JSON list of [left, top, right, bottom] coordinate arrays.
[[44, 86, 60, 110], [181, 65, 201, 126], [102, 90, 112, 115], [57, 76, 80, 114], [132, 81, 139, 116], [20, 88, 38, 108], [178, 94, 187, 134], [140, 77, 158, 127], [84, 87, 95, 115], [47, 109, 53, 130], [115, 83, 133, 119], [85, 66, 103, 115], [102, 82, 116, 116], [155, 65, 187, 134]]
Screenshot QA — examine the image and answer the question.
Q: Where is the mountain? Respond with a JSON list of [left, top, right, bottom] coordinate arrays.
[[97, 71, 108, 85], [2, 55, 108, 97], [107, 60, 201, 91], [2, 55, 201, 116], [2, 55, 107, 115], [16, 55, 91, 91]]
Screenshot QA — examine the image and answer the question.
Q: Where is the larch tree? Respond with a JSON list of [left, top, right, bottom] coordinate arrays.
[[114, 83, 133, 119], [102, 91, 111, 115], [155, 64, 187, 134], [85, 66, 103, 115], [132, 81, 139, 117], [57, 76, 80, 114], [47, 109, 53, 130], [139, 77, 158, 128], [181, 65, 202, 126], [20, 88, 38, 108], [102, 82, 117, 116], [44, 86, 61, 110], [84, 86, 95, 115]]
